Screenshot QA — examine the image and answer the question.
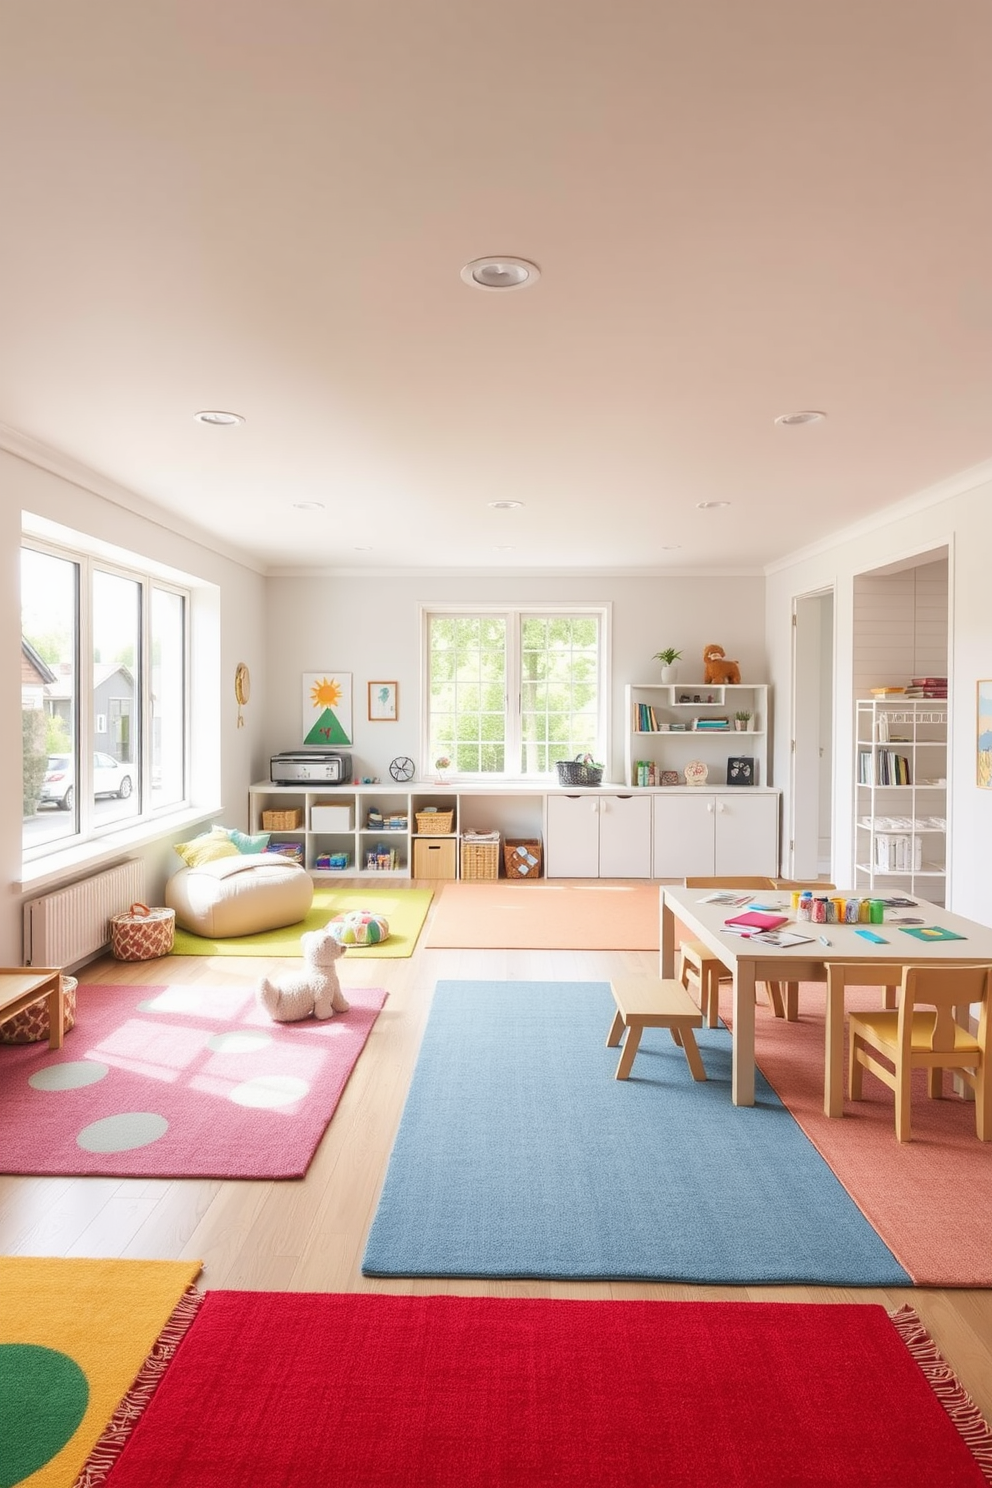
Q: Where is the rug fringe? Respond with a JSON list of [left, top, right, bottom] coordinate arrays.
[[890, 1304, 992, 1484], [72, 1284, 205, 1488]]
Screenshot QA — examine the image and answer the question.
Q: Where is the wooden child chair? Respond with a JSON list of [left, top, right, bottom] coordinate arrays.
[[846, 962, 992, 1142]]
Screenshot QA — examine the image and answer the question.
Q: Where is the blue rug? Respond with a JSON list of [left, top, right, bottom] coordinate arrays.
[[362, 981, 910, 1285]]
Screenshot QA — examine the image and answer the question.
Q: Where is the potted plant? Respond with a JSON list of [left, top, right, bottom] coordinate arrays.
[[653, 647, 682, 684], [734, 709, 752, 731]]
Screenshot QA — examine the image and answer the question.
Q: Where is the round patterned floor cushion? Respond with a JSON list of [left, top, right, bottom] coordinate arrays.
[[327, 909, 390, 946], [0, 975, 77, 1044]]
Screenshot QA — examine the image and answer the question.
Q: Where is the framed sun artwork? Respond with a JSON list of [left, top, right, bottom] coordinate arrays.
[[302, 672, 353, 747]]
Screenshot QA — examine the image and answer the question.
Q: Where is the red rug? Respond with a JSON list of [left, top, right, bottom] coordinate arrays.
[[96, 1294, 991, 1488], [0, 981, 386, 1178], [732, 982, 992, 1285]]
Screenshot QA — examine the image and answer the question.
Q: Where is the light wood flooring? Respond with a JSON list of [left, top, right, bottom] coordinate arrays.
[[2, 879, 990, 1424]]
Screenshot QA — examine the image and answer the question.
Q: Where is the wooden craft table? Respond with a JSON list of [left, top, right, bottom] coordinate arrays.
[[660, 887, 992, 1110], [0, 967, 65, 1049]]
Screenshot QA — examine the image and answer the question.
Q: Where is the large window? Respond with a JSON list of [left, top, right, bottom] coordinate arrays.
[[21, 538, 189, 859], [424, 606, 608, 778]]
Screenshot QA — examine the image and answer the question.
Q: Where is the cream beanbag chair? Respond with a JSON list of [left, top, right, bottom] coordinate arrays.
[[166, 854, 314, 938]]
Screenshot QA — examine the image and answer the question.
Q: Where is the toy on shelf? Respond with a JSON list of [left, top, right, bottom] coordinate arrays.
[[702, 643, 741, 685]]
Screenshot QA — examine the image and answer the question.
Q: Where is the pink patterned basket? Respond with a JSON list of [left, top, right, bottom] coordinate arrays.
[[0, 974, 77, 1044]]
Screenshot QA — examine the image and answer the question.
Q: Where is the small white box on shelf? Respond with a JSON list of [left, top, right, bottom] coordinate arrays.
[[310, 803, 355, 831]]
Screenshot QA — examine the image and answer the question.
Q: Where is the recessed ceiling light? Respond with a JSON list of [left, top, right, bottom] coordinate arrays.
[[193, 409, 244, 426], [292, 501, 325, 511], [774, 410, 827, 426], [461, 257, 540, 291], [488, 500, 524, 510], [696, 501, 731, 510], [494, 545, 516, 551], [353, 545, 372, 551], [660, 544, 682, 550]]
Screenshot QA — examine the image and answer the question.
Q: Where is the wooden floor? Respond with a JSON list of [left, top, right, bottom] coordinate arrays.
[[2, 878, 991, 1424]]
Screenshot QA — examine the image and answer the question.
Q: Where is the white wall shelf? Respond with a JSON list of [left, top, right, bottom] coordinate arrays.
[[624, 683, 770, 789]]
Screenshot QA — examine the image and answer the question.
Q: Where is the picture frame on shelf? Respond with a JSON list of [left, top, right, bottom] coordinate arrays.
[[368, 680, 398, 722], [727, 756, 754, 787]]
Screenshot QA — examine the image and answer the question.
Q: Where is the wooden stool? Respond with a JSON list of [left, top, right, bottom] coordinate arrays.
[[679, 939, 787, 1025], [607, 976, 707, 1082]]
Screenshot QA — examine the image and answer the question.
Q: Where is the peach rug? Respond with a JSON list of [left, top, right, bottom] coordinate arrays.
[[426, 882, 659, 950], [729, 982, 992, 1286]]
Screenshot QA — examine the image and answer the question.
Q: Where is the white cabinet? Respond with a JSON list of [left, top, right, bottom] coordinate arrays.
[[651, 791, 779, 879], [854, 698, 947, 905], [545, 793, 652, 878], [625, 683, 769, 788]]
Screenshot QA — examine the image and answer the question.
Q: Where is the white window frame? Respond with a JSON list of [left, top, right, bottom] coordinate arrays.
[[420, 602, 611, 780], [21, 531, 192, 867]]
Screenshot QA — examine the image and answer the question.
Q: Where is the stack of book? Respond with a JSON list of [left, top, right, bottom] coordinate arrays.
[[904, 676, 947, 698], [692, 717, 730, 731]]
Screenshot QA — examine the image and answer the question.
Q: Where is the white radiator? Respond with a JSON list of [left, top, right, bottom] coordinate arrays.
[[23, 860, 145, 968]]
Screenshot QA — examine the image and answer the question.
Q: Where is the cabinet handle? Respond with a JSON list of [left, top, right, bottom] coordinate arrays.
[[707, 802, 714, 813], [717, 802, 726, 813]]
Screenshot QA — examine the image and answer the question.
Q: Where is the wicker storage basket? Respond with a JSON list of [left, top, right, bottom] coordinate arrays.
[[416, 809, 454, 835], [460, 833, 500, 881], [110, 903, 176, 961], [262, 808, 304, 830], [504, 839, 543, 880], [0, 975, 77, 1044], [555, 756, 604, 787]]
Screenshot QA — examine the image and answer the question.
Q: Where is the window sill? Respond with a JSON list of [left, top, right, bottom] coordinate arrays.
[[17, 804, 223, 894]]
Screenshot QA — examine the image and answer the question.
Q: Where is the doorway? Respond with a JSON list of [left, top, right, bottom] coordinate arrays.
[[790, 590, 834, 880]]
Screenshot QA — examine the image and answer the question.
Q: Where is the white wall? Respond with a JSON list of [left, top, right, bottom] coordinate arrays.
[[766, 467, 992, 925], [262, 572, 769, 786], [3, 448, 269, 962]]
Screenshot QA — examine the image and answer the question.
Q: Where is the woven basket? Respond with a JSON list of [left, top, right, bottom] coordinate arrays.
[[262, 808, 304, 830], [416, 809, 454, 835], [460, 836, 500, 881], [504, 839, 542, 880], [0, 975, 77, 1044], [555, 757, 604, 787], [110, 903, 176, 961]]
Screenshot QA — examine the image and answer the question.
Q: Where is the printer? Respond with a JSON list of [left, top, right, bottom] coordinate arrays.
[[269, 750, 352, 785]]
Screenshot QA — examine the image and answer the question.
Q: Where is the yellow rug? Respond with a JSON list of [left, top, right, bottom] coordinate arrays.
[[0, 1255, 201, 1488], [426, 881, 660, 950], [171, 888, 433, 958]]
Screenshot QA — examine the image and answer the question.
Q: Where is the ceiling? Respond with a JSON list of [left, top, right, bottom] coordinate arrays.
[[2, 1, 991, 576]]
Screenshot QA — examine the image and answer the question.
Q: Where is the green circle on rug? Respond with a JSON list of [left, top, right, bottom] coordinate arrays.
[[29, 1061, 108, 1092], [0, 1343, 88, 1487], [229, 1074, 310, 1108], [77, 1112, 170, 1152], [207, 1030, 272, 1054]]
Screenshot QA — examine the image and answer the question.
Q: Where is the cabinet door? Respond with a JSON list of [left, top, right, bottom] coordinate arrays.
[[546, 794, 601, 877], [713, 794, 779, 877], [651, 794, 716, 878], [598, 794, 652, 878]]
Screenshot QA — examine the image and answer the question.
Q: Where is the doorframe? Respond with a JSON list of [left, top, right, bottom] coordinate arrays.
[[788, 588, 835, 881]]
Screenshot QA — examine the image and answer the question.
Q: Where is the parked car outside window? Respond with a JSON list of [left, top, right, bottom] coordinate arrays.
[[39, 752, 133, 810]]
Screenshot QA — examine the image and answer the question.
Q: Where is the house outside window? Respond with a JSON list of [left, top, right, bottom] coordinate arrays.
[[423, 605, 609, 778]]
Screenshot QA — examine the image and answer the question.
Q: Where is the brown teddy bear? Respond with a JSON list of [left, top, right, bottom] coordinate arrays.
[[702, 643, 741, 685]]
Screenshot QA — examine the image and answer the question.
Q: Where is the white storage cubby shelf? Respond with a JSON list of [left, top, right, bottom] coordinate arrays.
[[854, 697, 947, 906], [624, 683, 770, 788], [250, 785, 458, 880]]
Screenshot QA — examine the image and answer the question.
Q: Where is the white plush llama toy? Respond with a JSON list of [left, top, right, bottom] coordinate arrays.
[[257, 927, 350, 1023]]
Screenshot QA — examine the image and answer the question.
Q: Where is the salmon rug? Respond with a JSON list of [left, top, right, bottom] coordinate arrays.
[[0, 1256, 201, 1488], [0, 982, 386, 1179], [171, 887, 432, 957], [84, 1292, 992, 1488], [426, 881, 658, 949], [733, 981, 992, 1287], [362, 980, 907, 1284]]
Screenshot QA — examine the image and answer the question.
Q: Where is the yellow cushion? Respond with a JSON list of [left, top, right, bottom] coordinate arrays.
[[174, 826, 241, 868], [852, 1009, 981, 1055]]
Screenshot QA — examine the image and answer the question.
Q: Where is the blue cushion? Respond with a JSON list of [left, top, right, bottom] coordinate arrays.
[[227, 827, 271, 854]]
